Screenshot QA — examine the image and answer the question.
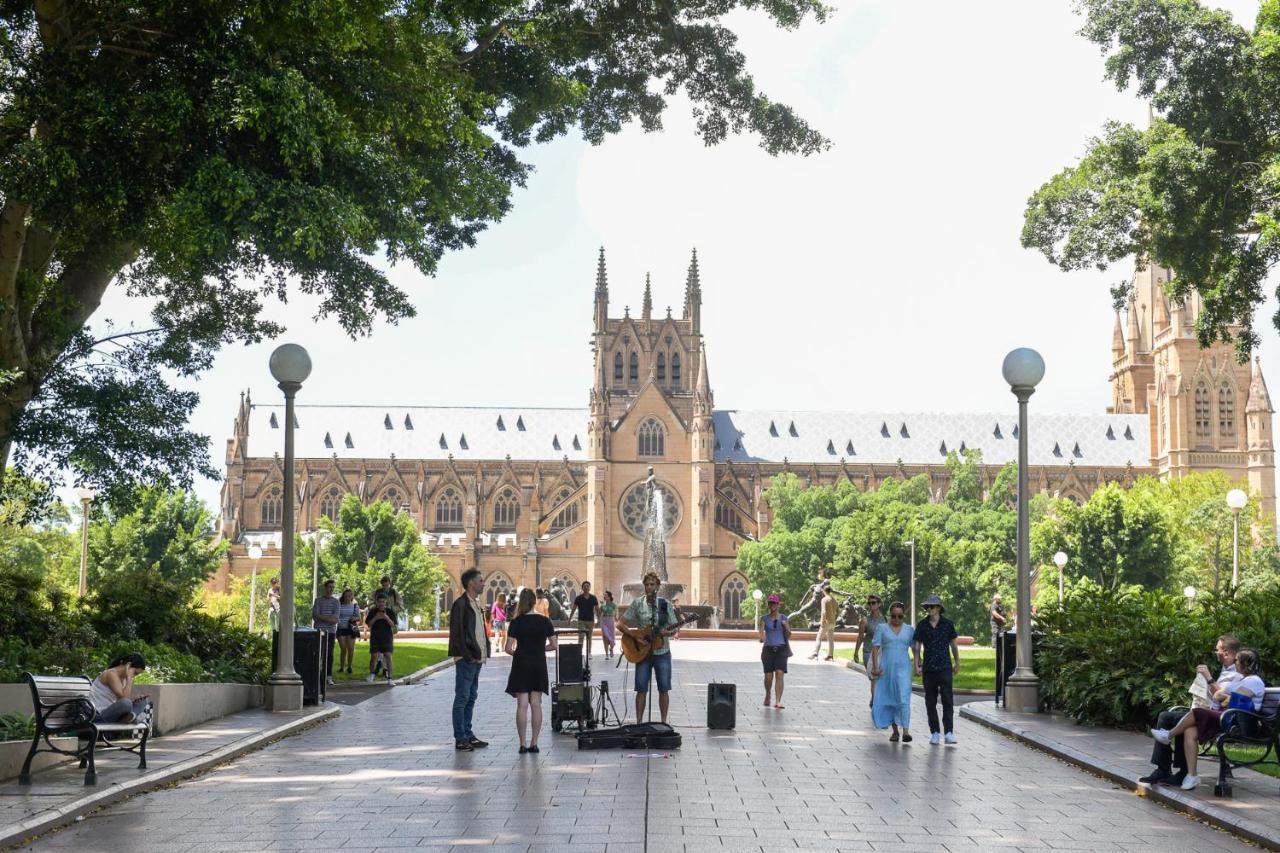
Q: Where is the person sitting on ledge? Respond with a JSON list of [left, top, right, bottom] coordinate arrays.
[[1140, 634, 1240, 787], [1150, 647, 1263, 792], [90, 653, 152, 724]]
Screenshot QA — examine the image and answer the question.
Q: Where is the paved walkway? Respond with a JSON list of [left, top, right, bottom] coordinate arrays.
[[17, 641, 1261, 852]]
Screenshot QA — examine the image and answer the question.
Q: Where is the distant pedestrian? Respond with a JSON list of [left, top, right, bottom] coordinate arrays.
[[871, 602, 918, 743], [853, 594, 886, 707], [311, 579, 340, 685], [573, 581, 600, 660], [505, 587, 557, 754], [600, 591, 618, 659], [448, 568, 490, 751], [365, 594, 396, 684], [758, 594, 791, 709], [809, 583, 837, 660], [335, 587, 361, 675], [989, 594, 1007, 640], [492, 594, 509, 656], [374, 575, 403, 628], [268, 577, 282, 632], [914, 594, 960, 745]]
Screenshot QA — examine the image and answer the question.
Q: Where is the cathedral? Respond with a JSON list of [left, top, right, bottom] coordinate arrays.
[[215, 250, 1276, 620]]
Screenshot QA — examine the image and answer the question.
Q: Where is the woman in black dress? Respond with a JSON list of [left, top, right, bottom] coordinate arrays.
[[505, 587, 557, 753]]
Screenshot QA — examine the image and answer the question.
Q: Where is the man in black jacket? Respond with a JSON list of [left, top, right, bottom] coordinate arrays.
[[448, 568, 489, 751]]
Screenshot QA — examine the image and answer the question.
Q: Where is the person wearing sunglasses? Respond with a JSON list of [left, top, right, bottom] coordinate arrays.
[[870, 601, 919, 743], [852, 595, 886, 708]]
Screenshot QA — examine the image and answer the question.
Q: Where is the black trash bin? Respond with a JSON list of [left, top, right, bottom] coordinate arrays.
[[272, 627, 325, 705], [995, 628, 1043, 708]]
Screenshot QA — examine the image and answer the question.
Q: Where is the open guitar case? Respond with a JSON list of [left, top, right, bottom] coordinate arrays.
[[576, 721, 681, 750]]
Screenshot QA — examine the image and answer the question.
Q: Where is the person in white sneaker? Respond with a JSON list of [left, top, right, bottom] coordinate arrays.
[[914, 595, 960, 746], [1141, 634, 1240, 786], [364, 594, 396, 684], [1152, 648, 1264, 791]]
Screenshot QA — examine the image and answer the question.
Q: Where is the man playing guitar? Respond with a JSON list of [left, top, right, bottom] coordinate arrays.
[[618, 570, 681, 723]]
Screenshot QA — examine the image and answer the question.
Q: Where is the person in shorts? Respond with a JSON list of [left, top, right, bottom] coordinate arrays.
[[757, 594, 791, 709], [335, 587, 362, 676], [365, 594, 396, 684]]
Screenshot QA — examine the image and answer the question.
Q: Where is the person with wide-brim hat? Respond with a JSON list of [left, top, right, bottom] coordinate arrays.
[[913, 594, 960, 745]]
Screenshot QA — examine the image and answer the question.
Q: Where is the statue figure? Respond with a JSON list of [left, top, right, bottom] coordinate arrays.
[[787, 566, 853, 626], [546, 580, 573, 621], [640, 466, 669, 582]]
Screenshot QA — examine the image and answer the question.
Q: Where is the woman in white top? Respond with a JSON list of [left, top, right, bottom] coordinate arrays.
[[91, 653, 151, 724], [1152, 648, 1265, 790]]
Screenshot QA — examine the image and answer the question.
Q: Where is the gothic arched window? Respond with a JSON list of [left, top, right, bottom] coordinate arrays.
[[319, 486, 343, 522], [715, 498, 744, 533], [613, 351, 623, 381], [549, 487, 579, 531], [629, 351, 639, 382], [435, 487, 463, 528], [656, 352, 666, 381], [637, 419, 665, 457], [380, 487, 403, 510], [1219, 382, 1237, 444], [494, 487, 519, 529], [1195, 382, 1213, 439], [671, 353, 681, 383], [484, 573, 513, 606], [260, 485, 282, 528], [721, 573, 747, 621]]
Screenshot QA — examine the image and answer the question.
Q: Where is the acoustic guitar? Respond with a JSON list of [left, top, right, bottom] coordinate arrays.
[[620, 610, 701, 664]]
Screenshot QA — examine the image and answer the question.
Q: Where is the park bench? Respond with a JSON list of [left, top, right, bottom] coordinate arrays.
[[17, 673, 150, 786], [1211, 687, 1280, 797]]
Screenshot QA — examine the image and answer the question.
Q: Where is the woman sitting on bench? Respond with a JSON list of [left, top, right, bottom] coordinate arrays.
[[91, 653, 152, 724], [1152, 648, 1265, 792]]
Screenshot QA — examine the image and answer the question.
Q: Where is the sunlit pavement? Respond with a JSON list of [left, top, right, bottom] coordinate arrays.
[[22, 639, 1258, 852]]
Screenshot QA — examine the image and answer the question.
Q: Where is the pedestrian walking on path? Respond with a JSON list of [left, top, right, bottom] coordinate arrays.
[[1152, 648, 1265, 791], [449, 568, 490, 752], [335, 587, 361, 675], [365, 594, 395, 684], [505, 587, 557, 754], [311, 579, 340, 685], [853, 594, 886, 707], [914, 594, 960, 745], [573, 581, 599, 661], [600, 590, 618, 660], [491, 593, 508, 656], [871, 601, 918, 743], [1141, 634, 1240, 786], [809, 583, 838, 660], [758, 594, 791, 709]]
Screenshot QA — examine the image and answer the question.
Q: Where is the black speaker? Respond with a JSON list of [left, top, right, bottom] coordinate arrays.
[[707, 682, 736, 730], [558, 643, 584, 683]]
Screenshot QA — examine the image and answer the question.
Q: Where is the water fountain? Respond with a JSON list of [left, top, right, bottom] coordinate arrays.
[[621, 467, 686, 604]]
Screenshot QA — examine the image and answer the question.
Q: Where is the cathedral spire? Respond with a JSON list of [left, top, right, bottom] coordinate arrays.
[[684, 248, 702, 331], [1112, 310, 1125, 359], [1126, 294, 1141, 351], [593, 247, 608, 331], [695, 344, 711, 403], [642, 273, 652, 320], [1248, 357, 1274, 414]]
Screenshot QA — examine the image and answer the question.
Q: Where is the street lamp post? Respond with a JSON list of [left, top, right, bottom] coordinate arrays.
[[1002, 347, 1046, 713], [1184, 585, 1197, 606], [752, 588, 764, 632], [305, 529, 333, 604], [1053, 551, 1068, 607], [433, 584, 443, 631], [247, 543, 264, 633], [904, 540, 916, 618], [1227, 488, 1248, 589], [75, 487, 96, 597], [265, 343, 311, 712]]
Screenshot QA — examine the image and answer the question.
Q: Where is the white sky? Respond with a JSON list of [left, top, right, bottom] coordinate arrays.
[[79, 0, 1276, 513]]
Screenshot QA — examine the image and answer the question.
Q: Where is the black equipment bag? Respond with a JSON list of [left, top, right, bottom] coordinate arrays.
[[576, 726, 628, 750], [622, 721, 682, 749]]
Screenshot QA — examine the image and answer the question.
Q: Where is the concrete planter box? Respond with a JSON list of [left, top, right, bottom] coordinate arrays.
[[0, 683, 263, 737], [0, 737, 76, 781]]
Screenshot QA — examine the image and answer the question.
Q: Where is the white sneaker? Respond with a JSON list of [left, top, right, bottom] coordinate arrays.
[[326, 677, 335, 686], [365, 673, 376, 683], [1151, 728, 1170, 745], [945, 732, 958, 745], [930, 733, 941, 745], [1181, 774, 1199, 790]]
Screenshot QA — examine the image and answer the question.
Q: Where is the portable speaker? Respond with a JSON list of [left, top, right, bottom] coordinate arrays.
[[558, 643, 584, 683], [707, 682, 736, 730]]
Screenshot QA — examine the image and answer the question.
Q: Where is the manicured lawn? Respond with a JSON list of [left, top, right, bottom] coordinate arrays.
[[1220, 745, 1280, 779], [836, 645, 997, 692], [333, 641, 448, 682]]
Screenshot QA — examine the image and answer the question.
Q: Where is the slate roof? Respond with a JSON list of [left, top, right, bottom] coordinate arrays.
[[248, 405, 1151, 468]]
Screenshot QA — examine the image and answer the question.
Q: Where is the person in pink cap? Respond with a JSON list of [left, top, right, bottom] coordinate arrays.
[[757, 593, 792, 709]]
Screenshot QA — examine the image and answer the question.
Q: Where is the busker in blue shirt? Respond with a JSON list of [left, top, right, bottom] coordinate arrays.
[[914, 594, 960, 746]]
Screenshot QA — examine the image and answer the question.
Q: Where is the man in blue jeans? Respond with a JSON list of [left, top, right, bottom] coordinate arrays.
[[448, 568, 489, 751], [618, 570, 680, 723]]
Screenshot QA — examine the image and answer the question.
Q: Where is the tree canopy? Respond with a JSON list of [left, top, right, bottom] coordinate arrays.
[[0, 0, 829, 504], [1021, 0, 1280, 358]]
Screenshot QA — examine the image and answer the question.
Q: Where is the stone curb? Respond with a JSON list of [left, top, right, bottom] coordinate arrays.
[[844, 659, 995, 696], [398, 656, 456, 685], [959, 703, 1280, 851], [1, 703, 340, 851]]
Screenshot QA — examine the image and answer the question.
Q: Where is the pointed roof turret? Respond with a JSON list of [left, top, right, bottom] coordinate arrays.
[[1126, 294, 1141, 350], [594, 246, 608, 296], [1248, 357, 1274, 413], [683, 248, 701, 315], [642, 273, 653, 320], [694, 344, 711, 408], [1112, 310, 1125, 357], [1153, 289, 1170, 333]]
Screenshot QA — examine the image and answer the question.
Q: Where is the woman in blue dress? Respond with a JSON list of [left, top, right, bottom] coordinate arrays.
[[870, 601, 919, 742]]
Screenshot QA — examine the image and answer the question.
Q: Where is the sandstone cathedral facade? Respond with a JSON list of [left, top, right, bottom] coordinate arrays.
[[216, 250, 1276, 620]]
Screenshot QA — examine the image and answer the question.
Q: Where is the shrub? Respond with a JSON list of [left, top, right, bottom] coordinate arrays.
[[0, 712, 35, 742]]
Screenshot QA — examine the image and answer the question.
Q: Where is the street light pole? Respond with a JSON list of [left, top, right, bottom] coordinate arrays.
[[1053, 551, 1068, 608], [265, 343, 311, 712], [75, 487, 96, 597], [433, 584, 443, 631], [1227, 489, 1248, 589], [306, 529, 331, 603], [752, 588, 764, 632], [1003, 347, 1046, 714], [247, 543, 264, 632], [905, 540, 916, 619]]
